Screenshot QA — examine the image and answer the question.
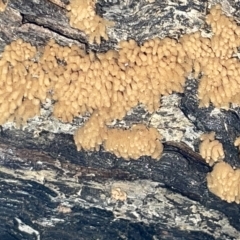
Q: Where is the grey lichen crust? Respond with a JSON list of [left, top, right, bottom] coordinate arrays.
[[2, 92, 201, 151], [1, 162, 239, 239], [149, 93, 202, 148], [100, 0, 206, 42]]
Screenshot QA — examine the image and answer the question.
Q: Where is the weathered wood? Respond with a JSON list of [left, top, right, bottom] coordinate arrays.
[[0, 128, 238, 239], [0, 0, 240, 239]]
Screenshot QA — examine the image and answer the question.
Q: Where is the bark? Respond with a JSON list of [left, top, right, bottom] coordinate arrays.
[[1, 0, 240, 239]]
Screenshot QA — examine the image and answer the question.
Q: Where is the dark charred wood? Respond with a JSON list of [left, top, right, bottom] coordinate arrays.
[[0, 127, 239, 239]]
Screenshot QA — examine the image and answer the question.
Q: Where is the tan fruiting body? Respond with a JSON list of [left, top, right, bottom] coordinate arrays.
[[207, 162, 240, 203], [197, 5, 240, 108], [234, 137, 240, 149], [111, 187, 127, 201], [73, 113, 163, 160], [67, 0, 114, 44], [199, 132, 224, 166], [1, 4, 240, 162], [0, 39, 40, 125], [0, 0, 8, 12]]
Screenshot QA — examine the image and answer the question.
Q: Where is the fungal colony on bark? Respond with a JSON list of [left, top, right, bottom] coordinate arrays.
[[1, 1, 240, 202]]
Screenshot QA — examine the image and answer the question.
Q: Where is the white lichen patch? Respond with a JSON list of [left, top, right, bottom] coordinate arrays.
[[149, 94, 202, 148]]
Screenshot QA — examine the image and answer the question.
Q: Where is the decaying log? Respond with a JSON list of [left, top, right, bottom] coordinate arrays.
[[1, 0, 240, 239]]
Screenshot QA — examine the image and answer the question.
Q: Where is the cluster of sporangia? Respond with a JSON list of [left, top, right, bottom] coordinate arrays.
[[66, 0, 114, 44], [1, 4, 240, 160], [2, 2, 240, 201], [0, 0, 7, 12], [199, 133, 240, 204]]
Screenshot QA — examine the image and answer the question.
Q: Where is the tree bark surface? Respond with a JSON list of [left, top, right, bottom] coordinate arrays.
[[1, 0, 240, 239]]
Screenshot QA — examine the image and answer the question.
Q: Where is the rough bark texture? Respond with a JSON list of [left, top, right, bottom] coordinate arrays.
[[1, 0, 240, 239]]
